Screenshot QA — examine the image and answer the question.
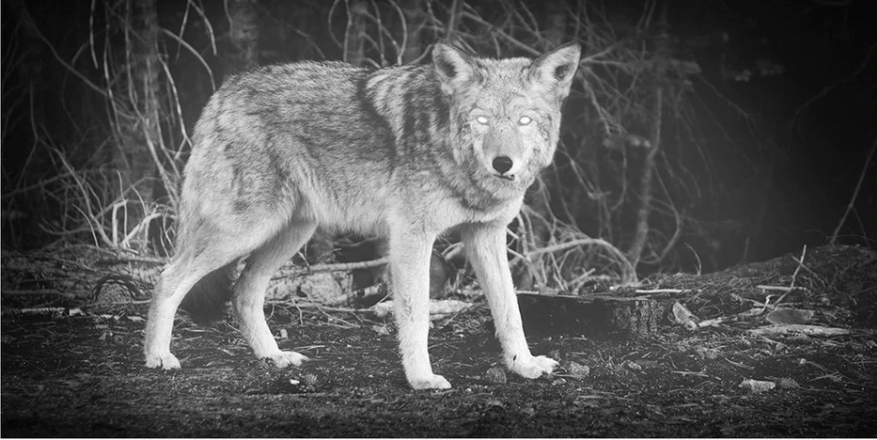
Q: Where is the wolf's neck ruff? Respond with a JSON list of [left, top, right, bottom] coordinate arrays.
[[361, 59, 555, 211]]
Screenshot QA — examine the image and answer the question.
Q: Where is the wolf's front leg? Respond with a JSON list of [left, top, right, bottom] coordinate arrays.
[[389, 225, 450, 390], [463, 224, 558, 379]]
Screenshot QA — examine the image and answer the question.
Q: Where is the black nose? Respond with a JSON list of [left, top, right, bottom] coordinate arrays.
[[492, 156, 513, 174]]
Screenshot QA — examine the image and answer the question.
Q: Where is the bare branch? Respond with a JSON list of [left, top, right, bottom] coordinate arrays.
[[830, 137, 877, 244]]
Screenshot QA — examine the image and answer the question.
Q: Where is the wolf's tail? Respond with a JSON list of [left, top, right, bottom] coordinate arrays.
[[179, 263, 235, 324]]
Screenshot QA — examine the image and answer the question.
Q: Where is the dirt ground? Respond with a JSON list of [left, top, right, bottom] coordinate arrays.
[[2, 244, 876, 437]]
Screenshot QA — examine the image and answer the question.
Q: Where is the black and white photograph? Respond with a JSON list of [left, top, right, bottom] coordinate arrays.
[[2, 0, 875, 436]]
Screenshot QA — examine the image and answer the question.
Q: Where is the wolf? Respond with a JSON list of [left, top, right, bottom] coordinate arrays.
[[143, 41, 581, 390]]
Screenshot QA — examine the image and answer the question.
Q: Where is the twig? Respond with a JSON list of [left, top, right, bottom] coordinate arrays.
[[830, 136, 876, 244], [95, 256, 168, 266], [525, 237, 637, 284], [20, 4, 108, 97], [1, 307, 67, 316], [1, 169, 109, 201], [278, 257, 389, 276], [52, 151, 113, 247], [791, 43, 877, 135], [527, 237, 607, 257], [459, 11, 541, 56], [266, 301, 361, 314], [790, 245, 807, 289], [327, 0, 345, 49], [1, 289, 77, 298], [160, 28, 215, 91], [756, 285, 806, 293], [633, 288, 687, 294]]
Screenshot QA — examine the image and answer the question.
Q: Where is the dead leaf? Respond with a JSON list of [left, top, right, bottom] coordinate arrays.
[[371, 324, 391, 335], [428, 299, 471, 318], [739, 379, 775, 393], [372, 301, 393, 318], [776, 377, 800, 389], [672, 301, 699, 330], [566, 361, 590, 377], [766, 308, 814, 325], [485, 398, 504, 408]]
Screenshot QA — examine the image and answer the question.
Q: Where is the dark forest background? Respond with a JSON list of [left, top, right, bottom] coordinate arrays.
[[2, 0, 875, 287]]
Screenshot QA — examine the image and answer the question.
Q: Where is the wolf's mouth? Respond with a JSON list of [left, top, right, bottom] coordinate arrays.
[[495, 173, 516, 182]]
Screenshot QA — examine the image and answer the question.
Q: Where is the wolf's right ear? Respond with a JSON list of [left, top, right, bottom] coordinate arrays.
[[433, 43, 479, 95]]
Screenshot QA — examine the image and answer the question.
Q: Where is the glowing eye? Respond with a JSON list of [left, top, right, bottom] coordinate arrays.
[[475, 116, 489, 125], [518, 116, 532, 125]]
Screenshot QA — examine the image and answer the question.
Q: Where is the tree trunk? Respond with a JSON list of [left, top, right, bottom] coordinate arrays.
[[227, 0, 260, 74], [400, 0, 424, 64], [5, 1, 51, 248], [344, 0, 367, 65], [115, 0, 161, 208], [627, 2, 670, 269], [544, 2, 567, 48]]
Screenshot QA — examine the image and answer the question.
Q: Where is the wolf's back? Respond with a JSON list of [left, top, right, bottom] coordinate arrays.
[[172, 53, 515, 321], [174, 61, 434, 321]]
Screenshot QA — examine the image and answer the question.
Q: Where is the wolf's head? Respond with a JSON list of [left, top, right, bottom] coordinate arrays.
[[433, 42, 581, 197]]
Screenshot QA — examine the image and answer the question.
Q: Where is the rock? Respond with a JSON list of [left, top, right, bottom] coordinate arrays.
[[301, 373, 318, 388], [484, 366, 507, 384], [567, 361, 590, 377]]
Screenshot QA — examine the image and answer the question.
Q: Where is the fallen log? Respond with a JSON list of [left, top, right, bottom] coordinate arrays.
[[517, 292, 674, 339]]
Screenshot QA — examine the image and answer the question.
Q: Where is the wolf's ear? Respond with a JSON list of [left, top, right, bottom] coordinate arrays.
[[433, 43, 479, 95], [528, 42, 582, 100]]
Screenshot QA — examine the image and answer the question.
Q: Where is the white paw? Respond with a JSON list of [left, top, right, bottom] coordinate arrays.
[[509, 354, 558, 379], [145, 352, 181, 370], [408, 373, 452, 390], [264, 350, 308, 369]]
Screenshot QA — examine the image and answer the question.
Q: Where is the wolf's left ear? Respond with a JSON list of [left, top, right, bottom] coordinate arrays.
[[528, 42, 582, 100], [433, 43, 479, 95]]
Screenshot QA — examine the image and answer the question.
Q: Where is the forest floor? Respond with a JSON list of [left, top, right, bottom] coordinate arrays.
[[2, 244, 876, 437]]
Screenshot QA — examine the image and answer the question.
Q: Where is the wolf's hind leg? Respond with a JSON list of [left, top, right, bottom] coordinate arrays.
[[233, 218, 317, 368], [145, 244, 240, 370]]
